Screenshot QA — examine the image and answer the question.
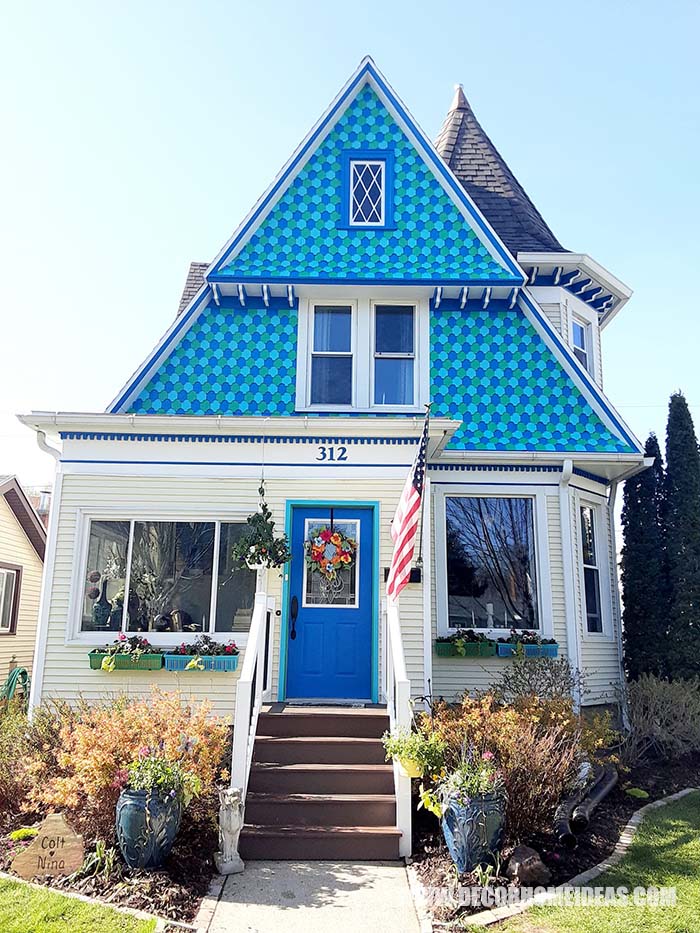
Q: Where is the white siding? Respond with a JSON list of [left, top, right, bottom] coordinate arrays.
[[40, 472, 426, 719], [0, 497, 43, 675]]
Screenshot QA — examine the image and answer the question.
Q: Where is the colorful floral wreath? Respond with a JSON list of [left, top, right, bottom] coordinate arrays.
[[305, 525, 357, 581]]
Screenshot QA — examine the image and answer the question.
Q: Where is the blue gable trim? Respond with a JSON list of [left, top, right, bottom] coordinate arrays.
[[208, 59, 524, 283]]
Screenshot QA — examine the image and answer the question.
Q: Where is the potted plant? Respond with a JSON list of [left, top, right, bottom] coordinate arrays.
[[164, 635, 240, 672], [421, 747, 505, 873], [88, 634, 163, 671], [115, 747, 201, 869], [382, 728, 446, 779], [496, 630, 559, 658], [231, 482, 291, 571]]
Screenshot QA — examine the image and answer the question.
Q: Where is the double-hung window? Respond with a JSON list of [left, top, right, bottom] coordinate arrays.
[[572, 318, 590, 372], [443, 496, 539, 630], [310, 306, 353, 406], [374, 305, 415, 406], [579, 505, 603, 633], [0, 564, 21, 635]]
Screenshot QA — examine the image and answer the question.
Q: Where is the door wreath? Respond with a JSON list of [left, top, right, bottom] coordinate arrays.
[[305, 525, 357, 602]]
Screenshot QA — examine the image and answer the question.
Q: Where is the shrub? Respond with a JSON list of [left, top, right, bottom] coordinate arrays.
[[29, 688, 229, 841], [622, 674, 700, 766], [492, 655, 585, 704], [0, 698, 76, 820], [418, 693, 583, 842]]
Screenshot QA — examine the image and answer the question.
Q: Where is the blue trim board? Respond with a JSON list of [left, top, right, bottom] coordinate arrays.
[[339, 149, 396, 229], [206, 274, 523, 286], [278, 499, 381, 703], [209, 59, 523, 281], [60, 459, 413, 468], [519, 291, 641, 453], [60, 431, 421, 446]]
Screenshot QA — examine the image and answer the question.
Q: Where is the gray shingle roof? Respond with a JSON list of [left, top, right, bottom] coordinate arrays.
[[177, 262, 209, 315], [435, 86, 566, 255]]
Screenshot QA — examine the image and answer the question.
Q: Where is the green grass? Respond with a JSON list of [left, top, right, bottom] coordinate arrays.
[[462, 790, 700, 933], [0, 879, 156, 933]]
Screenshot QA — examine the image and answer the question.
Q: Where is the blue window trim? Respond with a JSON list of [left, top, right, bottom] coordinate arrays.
[[339, 149, 396, 229]]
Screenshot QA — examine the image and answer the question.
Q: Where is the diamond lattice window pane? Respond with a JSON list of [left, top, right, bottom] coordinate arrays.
[[350, 161, 384, 224]]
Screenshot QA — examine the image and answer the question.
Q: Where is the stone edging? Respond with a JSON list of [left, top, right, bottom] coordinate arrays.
[[0, 868, 201, 931], [193, 872, 226, 931], [406, 786, 700, 930]]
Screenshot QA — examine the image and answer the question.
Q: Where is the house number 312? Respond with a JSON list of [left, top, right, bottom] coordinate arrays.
[[316, 445, 348, 462]]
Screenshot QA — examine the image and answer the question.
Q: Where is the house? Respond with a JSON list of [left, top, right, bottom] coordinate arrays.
[[19, 58, 648, 859], [0, 476, 46, 679]]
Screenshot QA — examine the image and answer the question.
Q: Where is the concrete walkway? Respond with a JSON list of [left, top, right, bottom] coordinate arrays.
[[208, 861, 421, 933]]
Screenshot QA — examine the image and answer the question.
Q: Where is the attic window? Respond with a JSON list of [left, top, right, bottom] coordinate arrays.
[[350, 160, 385, 225]]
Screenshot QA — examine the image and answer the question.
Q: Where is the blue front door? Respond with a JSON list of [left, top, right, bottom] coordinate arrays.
[[285, 506, 374, 701]]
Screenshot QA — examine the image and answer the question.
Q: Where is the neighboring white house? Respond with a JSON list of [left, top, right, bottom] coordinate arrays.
[[0, 476, 46, 679], [21, 59, 648, 721]]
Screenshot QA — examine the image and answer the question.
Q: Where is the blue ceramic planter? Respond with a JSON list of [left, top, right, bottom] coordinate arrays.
[[116, 789, 182, 869], [441, 792, 505, 873]]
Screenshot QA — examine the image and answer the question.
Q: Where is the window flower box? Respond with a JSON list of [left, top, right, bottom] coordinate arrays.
[[434, 641, 457, 657], [164, 655, 239, 673], [88, 651, 163, 671], [456, 642, 497, 658], [496, 642, 558, 658]]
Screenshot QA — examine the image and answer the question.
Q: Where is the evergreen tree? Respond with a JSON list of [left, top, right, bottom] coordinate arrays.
[[620, 433, 667, 678], [665, 392, 700, 677]]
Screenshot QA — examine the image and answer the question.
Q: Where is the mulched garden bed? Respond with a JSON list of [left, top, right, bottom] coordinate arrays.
[[0, 792, 219, 923], [411, 752, 700, 927]]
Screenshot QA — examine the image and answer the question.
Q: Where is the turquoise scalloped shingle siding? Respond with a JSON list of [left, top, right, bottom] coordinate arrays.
[[431, 306, 633, 453], [128, 304, 297, 415], [220, 84, 512, 283]]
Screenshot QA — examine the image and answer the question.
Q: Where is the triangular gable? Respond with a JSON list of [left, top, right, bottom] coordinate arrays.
[[432, 298, 640, 454], [208, 59, 523, 285]]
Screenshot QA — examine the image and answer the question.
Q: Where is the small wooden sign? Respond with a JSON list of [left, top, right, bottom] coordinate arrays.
[[12, 813, 84, 880]]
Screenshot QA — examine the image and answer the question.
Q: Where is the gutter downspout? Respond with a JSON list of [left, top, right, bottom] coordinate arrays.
[[559, 459, 582, 709], [608, 479, 630, 729], [28, 430, 62, 716]]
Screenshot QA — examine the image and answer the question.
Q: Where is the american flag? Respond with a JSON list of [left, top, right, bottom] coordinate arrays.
[[386, 409, 430, 601]]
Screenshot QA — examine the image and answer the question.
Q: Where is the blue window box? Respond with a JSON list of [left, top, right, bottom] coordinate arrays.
[[164, 654, 239, 673], [497, 643, 558, 658]]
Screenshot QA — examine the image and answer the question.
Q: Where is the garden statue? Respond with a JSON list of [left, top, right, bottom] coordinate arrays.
[[215, 785, 245, 874]]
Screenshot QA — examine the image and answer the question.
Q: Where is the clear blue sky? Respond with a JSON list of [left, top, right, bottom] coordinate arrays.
[[1, 0, 698, 486]]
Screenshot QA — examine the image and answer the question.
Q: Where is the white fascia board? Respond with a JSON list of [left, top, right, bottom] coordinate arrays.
[[17, 411, 460, 442], [517, 251, 633, 327]]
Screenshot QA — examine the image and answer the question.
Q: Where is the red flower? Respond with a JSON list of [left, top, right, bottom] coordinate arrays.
[[320, 529, 332, 542]]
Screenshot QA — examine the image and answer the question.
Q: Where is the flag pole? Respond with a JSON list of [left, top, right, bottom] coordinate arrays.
[[415, 404, 431, 570]]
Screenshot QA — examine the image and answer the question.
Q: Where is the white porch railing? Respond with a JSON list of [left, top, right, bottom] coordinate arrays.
[[384, 597, 412, 857], [230, 586, 271, 799]]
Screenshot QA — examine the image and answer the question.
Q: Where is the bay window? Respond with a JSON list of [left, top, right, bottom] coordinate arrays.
[[80, 519, 255, 637], [444, 496, 539, 630]]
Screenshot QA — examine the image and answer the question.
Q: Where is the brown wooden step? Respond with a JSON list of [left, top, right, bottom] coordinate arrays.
[[245, 792, 396, 827], [248, 762, 395, 795], [258, 707, 389, 739], [239, 824, 401, 860], [253, 735, 386, 765]]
